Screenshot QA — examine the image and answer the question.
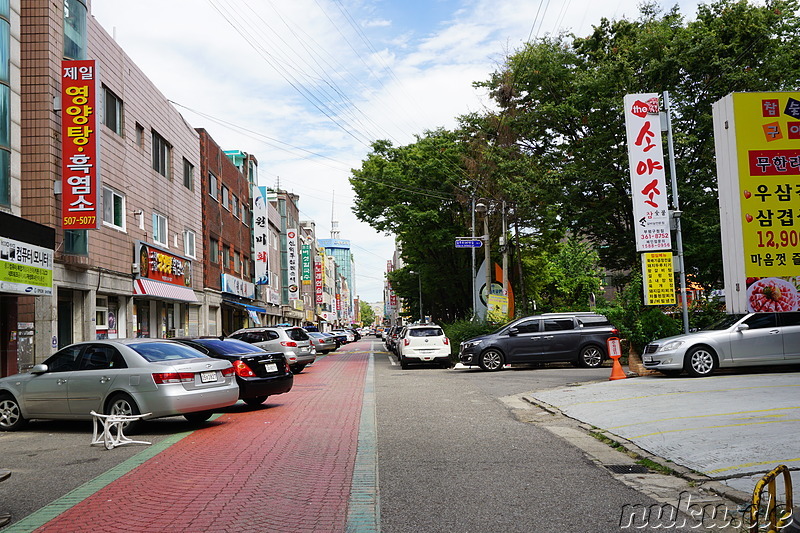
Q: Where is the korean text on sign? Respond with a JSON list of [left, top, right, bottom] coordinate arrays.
[[624, 93, 672, 252], [61, 60, 99, 230]]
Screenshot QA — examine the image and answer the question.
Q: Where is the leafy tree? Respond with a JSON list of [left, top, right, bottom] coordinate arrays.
[[359, 300, 376, 325]]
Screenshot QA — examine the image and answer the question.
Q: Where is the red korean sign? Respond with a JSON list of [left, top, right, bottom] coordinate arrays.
[[61, 60, 99, 230], [135, 242, 193, 287], [624, 93, 672, 251], [314, 259, 324, 304]]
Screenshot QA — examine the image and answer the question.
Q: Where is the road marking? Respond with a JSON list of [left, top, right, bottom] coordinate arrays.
[[607, 405, 800, 430], [707, 456, 800, 474], [629, 418, 800, 439]]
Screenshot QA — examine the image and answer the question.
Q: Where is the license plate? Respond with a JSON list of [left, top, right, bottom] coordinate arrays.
[[200, 371, 217, 383], [264, 363, 278, 373]]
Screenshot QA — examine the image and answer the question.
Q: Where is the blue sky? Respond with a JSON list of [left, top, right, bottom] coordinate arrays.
[[90, 0, 705, 303]]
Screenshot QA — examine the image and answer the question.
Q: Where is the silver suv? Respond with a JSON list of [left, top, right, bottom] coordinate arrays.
[[228, 327, 315, 373]]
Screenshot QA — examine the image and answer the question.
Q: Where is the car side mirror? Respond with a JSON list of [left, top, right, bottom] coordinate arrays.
[[736, 324, 750, 332], [508, 327, 519, 336], [30, 364, 48, 374]]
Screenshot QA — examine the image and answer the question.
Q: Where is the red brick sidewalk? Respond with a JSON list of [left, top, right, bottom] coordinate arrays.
[[35, 350, 369, 533]]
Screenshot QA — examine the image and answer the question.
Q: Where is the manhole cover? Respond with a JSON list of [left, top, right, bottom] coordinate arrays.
[[606, 464, 650, 474]]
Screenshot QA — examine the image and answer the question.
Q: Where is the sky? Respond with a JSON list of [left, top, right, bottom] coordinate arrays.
[[89, 0, 703, 303]]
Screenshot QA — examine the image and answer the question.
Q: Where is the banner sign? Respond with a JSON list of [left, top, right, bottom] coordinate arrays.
[[253, 186, 269, 285], [314, 257, 324, 304], [135, 241, 192, 287], [0, 237, 53, 296], [221, 273, 255, 299], [286, 228, 299, 298], [642, 252, 676, 305], [301, 244, 312, 284], [624, 93, 672, 251], [714, 92, 800, 312], [61, 60, 100, 230]]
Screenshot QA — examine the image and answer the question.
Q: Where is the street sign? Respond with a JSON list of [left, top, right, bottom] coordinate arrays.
[[455, 239, 483, 248]]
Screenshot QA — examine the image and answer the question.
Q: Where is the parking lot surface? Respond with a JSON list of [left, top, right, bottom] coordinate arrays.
[[527, 369, 800, 494]]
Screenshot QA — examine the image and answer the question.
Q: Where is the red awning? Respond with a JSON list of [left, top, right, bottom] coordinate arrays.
[[133, 278, 197, 302]]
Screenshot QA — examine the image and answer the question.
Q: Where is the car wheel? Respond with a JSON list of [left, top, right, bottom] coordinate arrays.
[[0, 393, 27, 431], [243, 396, 268, 406], [685, 346, 718, 377], [291, 364, 306, 373], [184, 410, 214, 424], [478, 349, 504, 371], [579, 345, 604, 368], [106, 393, 142, 433], [400, 355, 409, 369]]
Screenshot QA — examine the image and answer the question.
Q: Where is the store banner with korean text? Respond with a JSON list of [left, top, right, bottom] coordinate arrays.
[[0, 237, 53, 296], [714, 92, 800, 313], [135, 241, 192, 287], [642, 252, 676, 305], [61, 60, 100, 229], [286, 228, 299, 298], [624, 93, 672, 251], [301, 244, 312, 285], [253, 185, 269, 285], [314, 256, 324, 304]]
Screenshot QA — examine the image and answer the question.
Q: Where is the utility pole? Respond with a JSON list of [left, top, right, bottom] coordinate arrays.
[[501, 201, 508, 298], [475, 201, 490, 316]]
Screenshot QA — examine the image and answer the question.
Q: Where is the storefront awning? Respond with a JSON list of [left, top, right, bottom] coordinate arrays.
[[133, 278, 198, 302], [222, 299, 267, 314]]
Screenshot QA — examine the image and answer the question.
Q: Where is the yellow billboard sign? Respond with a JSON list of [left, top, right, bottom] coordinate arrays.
[[642, 252, 676, 306]]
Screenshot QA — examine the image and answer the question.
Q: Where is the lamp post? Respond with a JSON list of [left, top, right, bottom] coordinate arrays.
[[475, 202, 491, 317]]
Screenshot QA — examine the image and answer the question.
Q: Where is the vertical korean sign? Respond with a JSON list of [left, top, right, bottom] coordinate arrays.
[[301, 245, 312, 285], [287, 228, 299, 299], [624, 94, 672, 251], [642, 252, 676, 305], [314, 255, 324, 304], [61, 60, 99, 229], [714, 92, 800, 313], [253, 186, 269, 285]]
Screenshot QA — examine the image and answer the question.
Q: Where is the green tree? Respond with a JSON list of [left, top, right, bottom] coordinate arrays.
[[359, 300, 376, 325]]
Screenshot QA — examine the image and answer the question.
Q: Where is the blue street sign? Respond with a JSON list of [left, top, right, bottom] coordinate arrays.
[[455, 239, 483, 248]]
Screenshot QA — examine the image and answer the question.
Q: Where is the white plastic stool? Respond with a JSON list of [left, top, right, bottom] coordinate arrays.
[[90, 410, 151, 450]]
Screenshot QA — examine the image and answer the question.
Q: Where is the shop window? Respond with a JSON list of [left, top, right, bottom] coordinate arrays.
[[102, 186, 125, 230], [96, 296, 108, 339]]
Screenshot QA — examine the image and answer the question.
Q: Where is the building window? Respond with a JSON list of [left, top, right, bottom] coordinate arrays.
[[151, 130, 171, 178], [0, 6, 9, 207], [221, 186, 229, 209], [223, 245, 230, 269], [103, 86, 122, 135], [64, 229, 88, 255], [102, 187, 125, 230], [135, 123, 144, 147], [234, 252, 240, 273], [63, 0, 87, 60], [183, 158, 194, 191], [210, 238, 219, 263], [183, 229, 196, 258], [233, 195, 239, 218], [152, 212, 168, 246], [209, 173, 218, 200]]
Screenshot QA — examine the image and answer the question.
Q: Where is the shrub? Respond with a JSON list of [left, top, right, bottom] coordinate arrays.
[[441, 319, 498, 357]]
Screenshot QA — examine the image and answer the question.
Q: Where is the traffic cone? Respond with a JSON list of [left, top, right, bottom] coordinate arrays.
[[607, 337, 627, 381], [609, 356, 627, 381]]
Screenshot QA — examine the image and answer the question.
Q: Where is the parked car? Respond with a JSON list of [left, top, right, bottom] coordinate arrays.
[[174, 338, 292, 406], [0, 339, 239, 432], [458, 313, 618, 371], [384, 326, 401, 352], [331, 329, 355, 343], [326, 331, 348, 346], [643, 312, 800, 377], [397, 325, 451, 369], [228, 327, 315, 373], [307, 332, 338, 354]]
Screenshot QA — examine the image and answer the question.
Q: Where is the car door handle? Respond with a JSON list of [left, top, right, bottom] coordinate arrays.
[[57, 378, 68, 385], [99, 377, 111, 383], [769, 329, 780, 335]]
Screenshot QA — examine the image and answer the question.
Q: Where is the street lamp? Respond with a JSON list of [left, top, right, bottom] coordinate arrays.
[[475, 202, 491, 315]]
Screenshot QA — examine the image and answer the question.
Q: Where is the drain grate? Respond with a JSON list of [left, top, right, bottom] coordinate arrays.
[[606, 464, 651, 474]]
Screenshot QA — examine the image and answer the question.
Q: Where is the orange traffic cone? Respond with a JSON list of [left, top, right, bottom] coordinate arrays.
[[607, 337, 627, 381]]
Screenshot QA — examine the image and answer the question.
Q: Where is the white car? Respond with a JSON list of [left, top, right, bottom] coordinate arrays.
[[397, 325, 451, 369]]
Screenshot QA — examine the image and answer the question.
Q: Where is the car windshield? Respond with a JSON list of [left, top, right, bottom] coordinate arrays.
[[189, 338, 266, 355], [129, 342, 210, 362], [409, 327, 443, 337], [703, 314, 747, 331]]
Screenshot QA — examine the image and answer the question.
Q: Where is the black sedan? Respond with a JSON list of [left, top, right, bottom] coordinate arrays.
[[174, 338, 293, 406]]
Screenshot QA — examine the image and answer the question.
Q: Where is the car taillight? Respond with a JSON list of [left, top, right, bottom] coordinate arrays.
[[284, 360, 292, 373], [281, 341, 298, 347], [444, 338, 449, 345], [611, 328, 619, 336], [221, 366, 235, 377], [152, 372, 194, 384], [404, 338, 410, 346], [232, 360, 255, 378]]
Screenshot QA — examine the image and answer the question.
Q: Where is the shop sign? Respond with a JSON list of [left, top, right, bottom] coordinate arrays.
[[0, 237, 53, 296], [253, 185, 269, 285], [287, 228, 299, 297], [301, 245, 312, 284], [135, 241, 192, 287], [314, 258, 324, 303], [222, 273, 255, 299], [61, 60, 100, 230], [642, 252, 676, 305], [624, 93, 672, 251], [714, 92, 800, 312]]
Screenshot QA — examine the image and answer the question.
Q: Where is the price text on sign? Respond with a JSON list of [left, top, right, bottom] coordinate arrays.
[[61, 60, 99, 230]]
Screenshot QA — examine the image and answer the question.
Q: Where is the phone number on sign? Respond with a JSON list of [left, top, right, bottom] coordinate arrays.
[[63, 216, 96, 226]]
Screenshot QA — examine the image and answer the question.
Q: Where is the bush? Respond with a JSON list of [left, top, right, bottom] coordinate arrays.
[[441, 319, 498, 357]]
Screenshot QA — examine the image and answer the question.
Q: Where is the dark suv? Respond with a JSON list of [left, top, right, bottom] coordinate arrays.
[[458, 313, 618, 371]]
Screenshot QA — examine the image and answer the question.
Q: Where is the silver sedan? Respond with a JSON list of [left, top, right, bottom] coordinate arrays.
[[0, 339, 239, 431]]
